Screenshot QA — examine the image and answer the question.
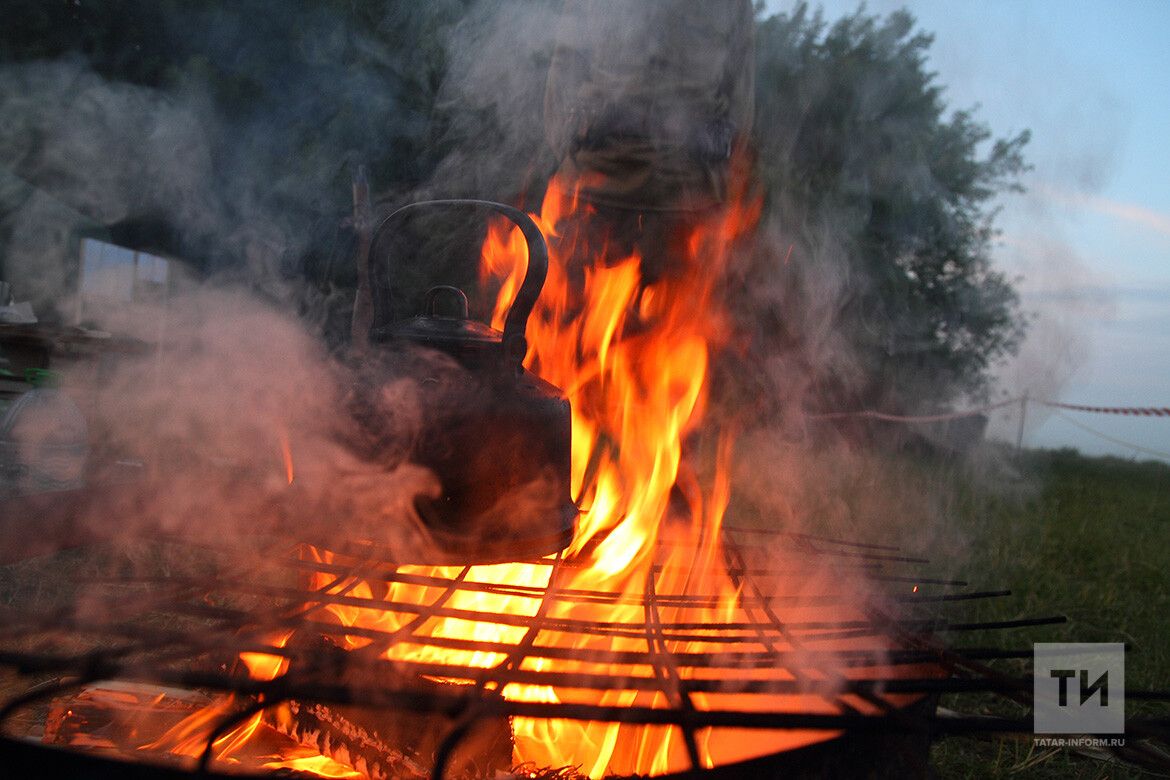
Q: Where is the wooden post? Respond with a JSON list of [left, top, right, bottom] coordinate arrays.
[[1015, 391, 1028, 456], [350, 164, 373, 356]]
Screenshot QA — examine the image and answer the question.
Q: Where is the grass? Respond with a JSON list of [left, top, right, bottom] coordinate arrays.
[[736, 442, 1169, 778], [924, 448, 1170, 779]]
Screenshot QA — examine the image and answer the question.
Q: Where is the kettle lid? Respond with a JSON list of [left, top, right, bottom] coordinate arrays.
[[372, 285, 503, 355]]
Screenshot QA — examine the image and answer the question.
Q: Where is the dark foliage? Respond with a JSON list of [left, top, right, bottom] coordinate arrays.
[[1, 0, 472, 281]]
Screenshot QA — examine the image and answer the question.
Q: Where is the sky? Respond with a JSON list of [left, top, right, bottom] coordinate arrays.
[[768, 0, 1170, 460]]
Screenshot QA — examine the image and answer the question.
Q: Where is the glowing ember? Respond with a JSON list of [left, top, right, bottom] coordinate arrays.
[[134, 629, 370, 776], [262, 752, 364, 778]]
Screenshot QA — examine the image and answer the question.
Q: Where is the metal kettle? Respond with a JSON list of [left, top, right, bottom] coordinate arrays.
[[362, 199, 575, 563]]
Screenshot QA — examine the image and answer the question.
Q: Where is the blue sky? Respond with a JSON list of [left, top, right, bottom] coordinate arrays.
[[767, 1, 1170, 459]]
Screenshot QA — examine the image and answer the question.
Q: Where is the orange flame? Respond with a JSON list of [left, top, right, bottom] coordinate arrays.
[[262, 752, 364, 778], [293, 165, 765, 776], [277, 424, 295, 485], [146, 157, 779, 777], [139, 629, 357, 778], [465, 168, 774, 775]]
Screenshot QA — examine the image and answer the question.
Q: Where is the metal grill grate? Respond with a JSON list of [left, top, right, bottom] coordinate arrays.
[[0, 524, 1163, 778]]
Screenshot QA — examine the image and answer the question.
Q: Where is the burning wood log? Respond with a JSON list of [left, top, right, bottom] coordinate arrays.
[[242, 620, 517, 778], [44, 681, 213, 752], [267, 699, 428, 780], [266, 695, 512, 780], [43, 678, 513, 778]]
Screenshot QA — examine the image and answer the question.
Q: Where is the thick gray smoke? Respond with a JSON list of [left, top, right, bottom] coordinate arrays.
[[421, 0, 563, 201], [0, 56, 316, 314], [32, 289, 443, 558], [0, 5, 489, 557], [0, 46, 439, 555], [0, 3, 472, 321], [0, 58, 218, 307], [0, 1, 1018, 587]]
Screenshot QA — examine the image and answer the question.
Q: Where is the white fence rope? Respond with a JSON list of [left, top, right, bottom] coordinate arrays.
[[805, 396, 1170, 459], [1050, 411, 1170, 461], [805, 397, 1018, 423], [808, 398, 1170, 424]]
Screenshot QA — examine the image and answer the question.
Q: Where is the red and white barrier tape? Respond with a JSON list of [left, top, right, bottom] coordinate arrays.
[[1034, 401, 1170, 417]]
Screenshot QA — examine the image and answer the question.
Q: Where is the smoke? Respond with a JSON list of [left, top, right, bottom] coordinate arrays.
[[0, 2, 1013, 557], [984, 76, 1126, 437], [813, 0, 1134, 445], [422, 0, 563, 200], [0, 2, 474, 321], [0, 4, 498, 552], [987, 228, 1114, 435], [0, 58, 216, 226], [0, 19, 444, 556], [0, 10, 998, 772], [980, 132, 1126, 444], [0, 58, 218, 307], [0, 1, 596, 572], [0, 55, 309, 312], [55, 288, 445, 557]]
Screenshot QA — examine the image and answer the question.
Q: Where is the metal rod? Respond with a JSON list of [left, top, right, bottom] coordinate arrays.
[[722, 527, 906, 553], [643, 559, 702, 769], [429, 704, 485, 780], [140, 575, 1034, 638], [0, 641, 1050, 677]]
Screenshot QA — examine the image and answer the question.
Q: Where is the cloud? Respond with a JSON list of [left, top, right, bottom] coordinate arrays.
[[1034, 181, 1170, 240]]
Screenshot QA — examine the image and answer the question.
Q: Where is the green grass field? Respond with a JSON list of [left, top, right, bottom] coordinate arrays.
[[931, 448, 1169, 778], [772, 445, 1170, 778]]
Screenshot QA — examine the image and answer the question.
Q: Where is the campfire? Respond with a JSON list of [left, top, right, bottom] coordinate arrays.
[[0, 169, 1072, 778]]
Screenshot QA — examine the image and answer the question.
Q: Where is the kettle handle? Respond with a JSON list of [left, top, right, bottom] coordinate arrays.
[[367, 199, 548, 371]]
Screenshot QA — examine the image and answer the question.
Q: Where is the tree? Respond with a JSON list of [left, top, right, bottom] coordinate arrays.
[[0, 0, 473, 285], [2, 0, 1027, 395], [749, 3, 1028, 413]]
